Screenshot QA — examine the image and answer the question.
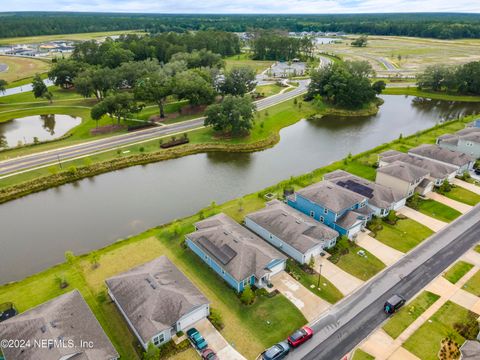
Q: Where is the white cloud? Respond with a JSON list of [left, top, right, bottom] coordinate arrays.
[[5, 0, 480, 13]]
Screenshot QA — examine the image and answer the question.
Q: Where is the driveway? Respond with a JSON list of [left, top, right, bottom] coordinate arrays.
[[425, 192, 472, 214], [397, 207, 448, 232], [356, 232, 404, 266], [452, 178, 480, 195], [314, 257, 364, 296], [271, 272, 331, 321], [193, 318, 246, 360]]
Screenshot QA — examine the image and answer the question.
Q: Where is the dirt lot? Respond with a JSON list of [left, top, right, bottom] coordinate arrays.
[[0, 55, 50, 82]]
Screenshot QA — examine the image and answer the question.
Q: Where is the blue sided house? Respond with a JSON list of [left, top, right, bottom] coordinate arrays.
[[185, 213, 287, 293], [287, 180, 372, 239]]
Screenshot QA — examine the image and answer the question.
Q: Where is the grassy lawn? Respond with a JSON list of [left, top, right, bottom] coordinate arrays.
[[414, 198, 461, 223], [463, 269, 480, 296], [443, 261, 474, 284], [403, 301, 478, 360], [0, 212, 306, 360], [445, 186, 480, 206], [0, 55, 50, 82], [224, 53, 274, 74], [286, 260, 343, 304], [475, 245, 480, 254], [256, 84, 284, 97], [373, 218, 434, 253], [328, 237, 386, 281], [352, 349, 375, 360], [383, 291, 440, 339], [383, 87, 480, 102]]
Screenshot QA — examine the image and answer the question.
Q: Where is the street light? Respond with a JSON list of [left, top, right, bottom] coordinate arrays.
[[317, 260, 323, 288]]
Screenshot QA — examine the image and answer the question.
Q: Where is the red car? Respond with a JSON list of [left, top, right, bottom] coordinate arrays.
[[287, 326, 314, 348], [201, 349, 218, 360]]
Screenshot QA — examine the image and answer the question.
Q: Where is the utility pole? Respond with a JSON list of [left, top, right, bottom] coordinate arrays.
[[57, 154, 63, 169]]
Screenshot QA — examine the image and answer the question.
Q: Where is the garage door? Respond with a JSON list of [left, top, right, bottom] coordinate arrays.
[[177, 305, 209, 331], [268, 261, 286, 277]]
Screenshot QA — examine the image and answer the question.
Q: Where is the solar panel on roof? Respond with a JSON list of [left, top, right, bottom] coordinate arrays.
[[197, 236, 237, 265], [337, 180, 374, 199]]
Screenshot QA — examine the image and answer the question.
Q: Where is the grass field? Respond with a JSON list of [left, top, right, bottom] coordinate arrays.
[[256, 83, 284, 97], [0, 30, 146, 46], [0, 55, 50, 82], [414, 198, 462, 223], [443, 261, 474, 284], [373, 218, 434, 253], [463, 269, 480, 296], [444, 186, 480, 206], [225, 53, 274, 74], [352, 349, 375, 360], [403, 301, 477, 360], [383, 291, 440, 339], [382, 87, 480, 102]]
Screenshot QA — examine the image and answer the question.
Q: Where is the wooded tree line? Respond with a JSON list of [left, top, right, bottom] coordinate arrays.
[[1, 13, 480, 39], [417, 62, 480, 95], [251, 32, 314, 61]]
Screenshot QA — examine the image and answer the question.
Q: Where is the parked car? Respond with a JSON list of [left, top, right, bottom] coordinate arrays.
[[187, 327, 208, 350], [475, 168, 480, 175], [287, 326, 314, 348], [201, 349, 218, 360], [384, 294, 406, 314], [262, 341, 290, 360]]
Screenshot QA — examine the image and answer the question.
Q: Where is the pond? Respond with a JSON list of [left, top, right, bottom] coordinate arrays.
[[0, 95, 479, 284], [0, 114, 81, 148]]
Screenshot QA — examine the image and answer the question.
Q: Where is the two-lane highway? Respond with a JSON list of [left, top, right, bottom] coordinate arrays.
[[286, 204, 480, 360], [0, 80, 309, 177]]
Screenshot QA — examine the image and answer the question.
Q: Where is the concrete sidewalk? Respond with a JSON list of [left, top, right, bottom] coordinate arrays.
[[397, 207, 448, 232], [315, 258, 364, 296], [452, 178, 480, 195], [271, 272, 331, 321], [426, 192, 472, 214], [356, 232, 404, 266]]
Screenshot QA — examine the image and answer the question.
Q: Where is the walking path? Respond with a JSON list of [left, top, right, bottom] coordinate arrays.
[[452, 178, 480, 195], [356, 232, 404, 266], [397, 207, 448, 232], [357, 250, 480, 360], [425, 192, 472, 214], [314, 257, 364, 296], [271, 272, 331, 321]]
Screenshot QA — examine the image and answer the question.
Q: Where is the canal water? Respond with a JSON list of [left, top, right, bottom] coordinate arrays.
[[0, 95, 479, 283], [0, 114, 81, 148]]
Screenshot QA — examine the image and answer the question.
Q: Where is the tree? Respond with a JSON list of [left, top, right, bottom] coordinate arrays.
[[372, 80, 386, 94], [204, 95, 256, 136], [416, 65, 454, 92], [143, 342, 160, 360], [48, 59, 83, 89], [90, 92, 142, 125], [351, 35, 368, 47], [74, 66, 118, 100], [220, 66, 256, 96], [0, 79, 7, 94], [308, 255, 315, 270], [135, 70, 173, 118], [90, 251, 100, 269], [174, 70, 216, 107], [64, 251, 75, 265], [32, 74, 52, 102], [240, 284, 255, 305]]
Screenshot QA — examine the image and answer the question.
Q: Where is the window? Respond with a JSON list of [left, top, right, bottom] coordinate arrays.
[[269, 234, 273, 239], [204, 255, 208, 260], [323, 208, 328, 214], [310, 210, 315, 217], [153, 333, 165, 346], [320, 216, 324, 223], [360, 202, 366, 208], [221, 269, 225, 275]]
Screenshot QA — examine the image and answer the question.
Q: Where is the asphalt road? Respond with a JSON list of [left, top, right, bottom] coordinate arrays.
[[285, 204, 480, 360], [0, 80, 309, 177], [0, 79, 54, 97]]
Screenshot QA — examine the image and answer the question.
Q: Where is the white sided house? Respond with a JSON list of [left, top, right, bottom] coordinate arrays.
[[245, 199, 339, 264], [106, 256, 209, 350]]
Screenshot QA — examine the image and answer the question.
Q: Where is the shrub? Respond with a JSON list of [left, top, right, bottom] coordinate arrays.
[[453, 311, 479, 339], [139, 147, 145, 152], [240, 284, 255, 305], [143, 342, 160, 360], [407, 193, 420, 209], [384, 210, 398, 225], [208, 308, 225, 330], [66, 165, 78, 176], [437, 180, 452, 194], [55, 274, 69, 289]]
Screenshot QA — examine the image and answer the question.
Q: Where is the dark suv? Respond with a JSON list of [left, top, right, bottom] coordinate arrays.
[[384, 294, 406, 314]]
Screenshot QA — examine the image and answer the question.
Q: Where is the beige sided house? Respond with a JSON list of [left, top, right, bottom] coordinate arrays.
[[376, 160, 431, 198]]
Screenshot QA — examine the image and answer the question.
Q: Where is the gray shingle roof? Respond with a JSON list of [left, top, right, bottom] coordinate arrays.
[[187, 213, 286, 282], [409, 144, 474, 167], [336, 211, 365, 229], [324, 170, 405, 210], [461, 340, 480, 360], [457, 127, 480, 136], [245, 200, 338, 253], [294, 181, 367, 213], [377, 160, 430, 183], [105, 256, 208, 344], [0, 290, 119, 360], [379, 151, 456, 179]]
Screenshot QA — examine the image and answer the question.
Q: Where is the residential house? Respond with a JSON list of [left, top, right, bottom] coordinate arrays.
[[245, 199, 339, 264], [106, 256, 209, 350], [437, 127, 480, 159], [324, 170, 406, 217], [376, 161, 432, 197], [287, 180, 372, 239], [378, 150, 457, 186], [0, 290, 119, 360], [466, 118, 480, 128], [186, 213, 287, 292], [408, 144, 474, 175]]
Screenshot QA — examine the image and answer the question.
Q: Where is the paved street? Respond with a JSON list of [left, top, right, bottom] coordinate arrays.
[[0, 80, 309, 177], [285, 204, 480, 360]]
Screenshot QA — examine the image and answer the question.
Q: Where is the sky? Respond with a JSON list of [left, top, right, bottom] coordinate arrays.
[[4, 0, 480, 13]]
